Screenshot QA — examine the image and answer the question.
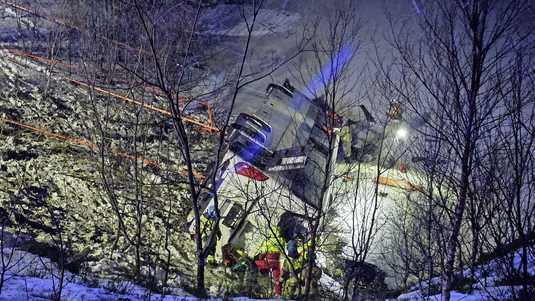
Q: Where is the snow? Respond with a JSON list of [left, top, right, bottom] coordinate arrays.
[[0, 273, 280, 301], [397, 290, 483, 301], [201, 5, 301, 37], [393, 249, 535, 301], [1, 276, 167, 301], [0, 248, 284, 301], [396, 287, 516, 301], [0, 276, 284, 301], [0, 270, 284, 301], [0, 247, 189, 301], [318, 271, 343, 297]]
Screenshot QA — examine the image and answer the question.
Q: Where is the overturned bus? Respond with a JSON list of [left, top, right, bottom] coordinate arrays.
[[193, 81, 342, 258]]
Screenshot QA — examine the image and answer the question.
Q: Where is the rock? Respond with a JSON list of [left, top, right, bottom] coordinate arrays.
[[2, 149, 39, 161]]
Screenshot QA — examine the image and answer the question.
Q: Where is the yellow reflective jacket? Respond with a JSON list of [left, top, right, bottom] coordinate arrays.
[[200, 215, 212, 238], [200, 215, 221, 240], [295, 239, 312, 270], [340, 125, 352, 158], [258, 226, 285, 254], [284, 239, 313, 273]]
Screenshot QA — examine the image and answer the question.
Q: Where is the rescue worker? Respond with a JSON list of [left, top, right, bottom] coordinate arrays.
[[300, 238, 322, 300], [254, 225, 285, 297], [222, 244, 250, 272], [282, 235, 302, 299], [200, 206, 221, 265], [340, 119, 353, 161], [222, 244, 258, 294], [282, 234, 322, 300]]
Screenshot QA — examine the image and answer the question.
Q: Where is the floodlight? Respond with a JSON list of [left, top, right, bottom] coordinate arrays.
[[396, 127, 408, 139]]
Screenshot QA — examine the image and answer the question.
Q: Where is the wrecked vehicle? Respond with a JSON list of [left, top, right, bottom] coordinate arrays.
[[192, 81, 342, 258]]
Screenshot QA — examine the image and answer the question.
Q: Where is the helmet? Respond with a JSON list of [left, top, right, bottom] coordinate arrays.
[[205, 206, 218, 220], [287, 239, 298, 259]]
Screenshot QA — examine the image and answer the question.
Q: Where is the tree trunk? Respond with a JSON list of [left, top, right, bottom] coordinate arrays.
[[519, 233, 529, 300], [442, 132, 473, 301], [196, 254, 206, 297], [193, 205, 205, 297], [303, 217, 319, 300]]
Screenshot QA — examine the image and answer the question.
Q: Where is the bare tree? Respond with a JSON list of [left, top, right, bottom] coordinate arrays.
[[382, 1, 531, 299], [128, 1, 265, 295], [340, 84, 414, 299], [69, 0, 314, 296], [284, 4, 362, 299], [480, 49, 535, 300], [0, 205, 26, 295]]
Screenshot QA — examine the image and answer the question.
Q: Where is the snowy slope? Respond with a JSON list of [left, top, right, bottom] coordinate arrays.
[[394, 250, 535, 301], [0, 248, 282, 301], [0, 247, 192, 301]]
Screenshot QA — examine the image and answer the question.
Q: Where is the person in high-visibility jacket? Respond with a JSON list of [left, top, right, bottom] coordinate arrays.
[[282, 237, 300, 298], [254, 226, 285, 297], [340, 120, 352, 160], [200, 206, 221, 265], [282, 237, 322, 299], [222, 243, 250, 272], [300, 239, 322, 300]]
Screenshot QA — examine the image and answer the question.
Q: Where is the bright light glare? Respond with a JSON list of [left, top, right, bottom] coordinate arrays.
[[396, 127, 408, 139]]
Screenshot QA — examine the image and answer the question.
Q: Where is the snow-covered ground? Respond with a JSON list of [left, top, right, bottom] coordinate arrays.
[[201, 5, 301, 37], [394, 250, 535, 301], [0, 247, 190, 301], [0, 248, 285, 301]]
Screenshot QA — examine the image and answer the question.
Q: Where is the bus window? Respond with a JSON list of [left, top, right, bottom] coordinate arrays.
[[220, 199, 232, 216], [222, 203, 244, 229]]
